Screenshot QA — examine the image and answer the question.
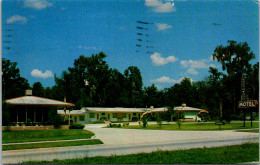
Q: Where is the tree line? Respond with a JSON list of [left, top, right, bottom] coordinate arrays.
[[2, 40, 259, 120]]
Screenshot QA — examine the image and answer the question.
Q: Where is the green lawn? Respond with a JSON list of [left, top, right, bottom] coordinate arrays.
[[236, 129, 259, 133], [118, 122, 259, 131], [3, 139, 103, 151], [2, 129, 95, 143], [23, 143, 259, 164]]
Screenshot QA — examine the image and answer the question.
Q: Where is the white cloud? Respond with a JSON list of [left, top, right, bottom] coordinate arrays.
[[145, 0, 176, 13], [180, 57, 217, 75], [151, 76, 177, 83], [155, 23, 172, 31], [180, 59, 209, 69], [6, 15, 27, 24], [78, 45, 97, 50], [151, 76, 194, 84], [23, 0, 53, 10], [150, 52, 178, 66], [187, 68, 199, 75], [31, 69, 54, 79]]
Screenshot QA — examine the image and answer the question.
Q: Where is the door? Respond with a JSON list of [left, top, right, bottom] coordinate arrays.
[[108, 114, 110, 120], [128, 114, 131, 121], [97, 114, 99, 121]]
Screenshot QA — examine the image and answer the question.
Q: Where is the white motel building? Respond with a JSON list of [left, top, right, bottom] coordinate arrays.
[[58, 106, 206, 124]]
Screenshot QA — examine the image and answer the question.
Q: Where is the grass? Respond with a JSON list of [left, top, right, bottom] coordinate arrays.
[[23, 143, 259, 164], [236, 129, 259, 133], [2, 139, 103, 151], [2, 129, 95, 143], [118, 122, 259, 131]]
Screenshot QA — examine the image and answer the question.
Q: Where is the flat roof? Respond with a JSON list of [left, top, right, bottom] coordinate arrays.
[[174, 106, 205, 111], [6, 96, 75, 107]]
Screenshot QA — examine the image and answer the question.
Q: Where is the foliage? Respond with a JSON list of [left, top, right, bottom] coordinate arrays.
[[32, 82, 45, 97], [141, 111, 152, 127], [48, 107, 64, 128], [2, 129, 95, 143], [23, 143, 259, 164], [157, 117, 162, 127], [2, 58, 31, 100], [3, 139, 103, 151], [2, 101, 13, 126], [69, 124, 85, 129], [108, 123, 121, 127]]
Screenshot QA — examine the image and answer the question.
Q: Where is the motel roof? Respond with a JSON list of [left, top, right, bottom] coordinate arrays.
[[6, 96, 75, 107], [58, 110, 85, 115], [174, 106, 205, 111], [58, 107, 168, 115], [83, 107, 146, 113]]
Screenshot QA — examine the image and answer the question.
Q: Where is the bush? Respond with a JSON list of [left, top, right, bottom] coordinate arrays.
[[132, 117, 139, 121], [108, 123, 121, 127], [157, 118, 162, 127], [69, 124, 85, 129], [48, 108, 64, 128]]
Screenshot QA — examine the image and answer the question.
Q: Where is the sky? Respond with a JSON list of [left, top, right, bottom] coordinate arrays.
[[2, 0, 259, 89]]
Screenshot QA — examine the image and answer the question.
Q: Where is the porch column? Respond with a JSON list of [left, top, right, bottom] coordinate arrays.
[[68, 110, 71, 126], [17, 109, 18, 123], [26, 107, 28, 122], [34, 107, 36, 122], [42, 109, 43, 122]]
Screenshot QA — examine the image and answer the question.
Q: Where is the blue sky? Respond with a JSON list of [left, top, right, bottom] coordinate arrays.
[[2, 0, 259, 89]]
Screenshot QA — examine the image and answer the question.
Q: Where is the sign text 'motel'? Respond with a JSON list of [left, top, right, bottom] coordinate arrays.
[[238, 100, 258, 108]]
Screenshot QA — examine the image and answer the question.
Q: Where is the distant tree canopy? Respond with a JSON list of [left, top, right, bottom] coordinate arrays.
[[2, 58, 30, 99], [2, 41, 259, 120]]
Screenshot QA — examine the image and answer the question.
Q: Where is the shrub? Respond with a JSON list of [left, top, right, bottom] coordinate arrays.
[[25, 119, 32, 126], [108, 123, 121, 127], [157, 118, 162, 127], [69, 124, 85, 129], [123, 122, 129, 126], [4, 126, 11, 132]]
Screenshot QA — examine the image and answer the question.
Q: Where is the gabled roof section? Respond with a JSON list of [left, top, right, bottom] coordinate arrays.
[[174, 106, 205, 111], [6, 96, 75, 107]]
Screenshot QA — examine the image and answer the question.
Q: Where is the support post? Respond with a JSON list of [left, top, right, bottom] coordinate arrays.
[[251, 111, 253, 127], [42, 109, 43, 122], [69, 109, 70, 126], [26, 107, 28, 122], [34, 108, 36, 122], [243, 109, 246, 127]]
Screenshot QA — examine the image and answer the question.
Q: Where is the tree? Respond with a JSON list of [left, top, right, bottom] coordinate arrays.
[[124, 66, 144, 107], [212, 40, 255, 115], [32, 82, 44, 97], [2, 58, 30, 99]]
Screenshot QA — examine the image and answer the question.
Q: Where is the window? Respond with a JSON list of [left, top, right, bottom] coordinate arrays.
[[90, 113, 95, 118], [133, 113, 136, 116], [122, 113, 126, 118], [112, 113, 117, 118], [102, 113, 105, 116], [79, 116, 85, 121]]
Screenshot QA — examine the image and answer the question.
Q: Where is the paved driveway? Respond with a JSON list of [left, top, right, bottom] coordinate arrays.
[[85, 123, 258, 145], [2, 123, 258, 164]]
